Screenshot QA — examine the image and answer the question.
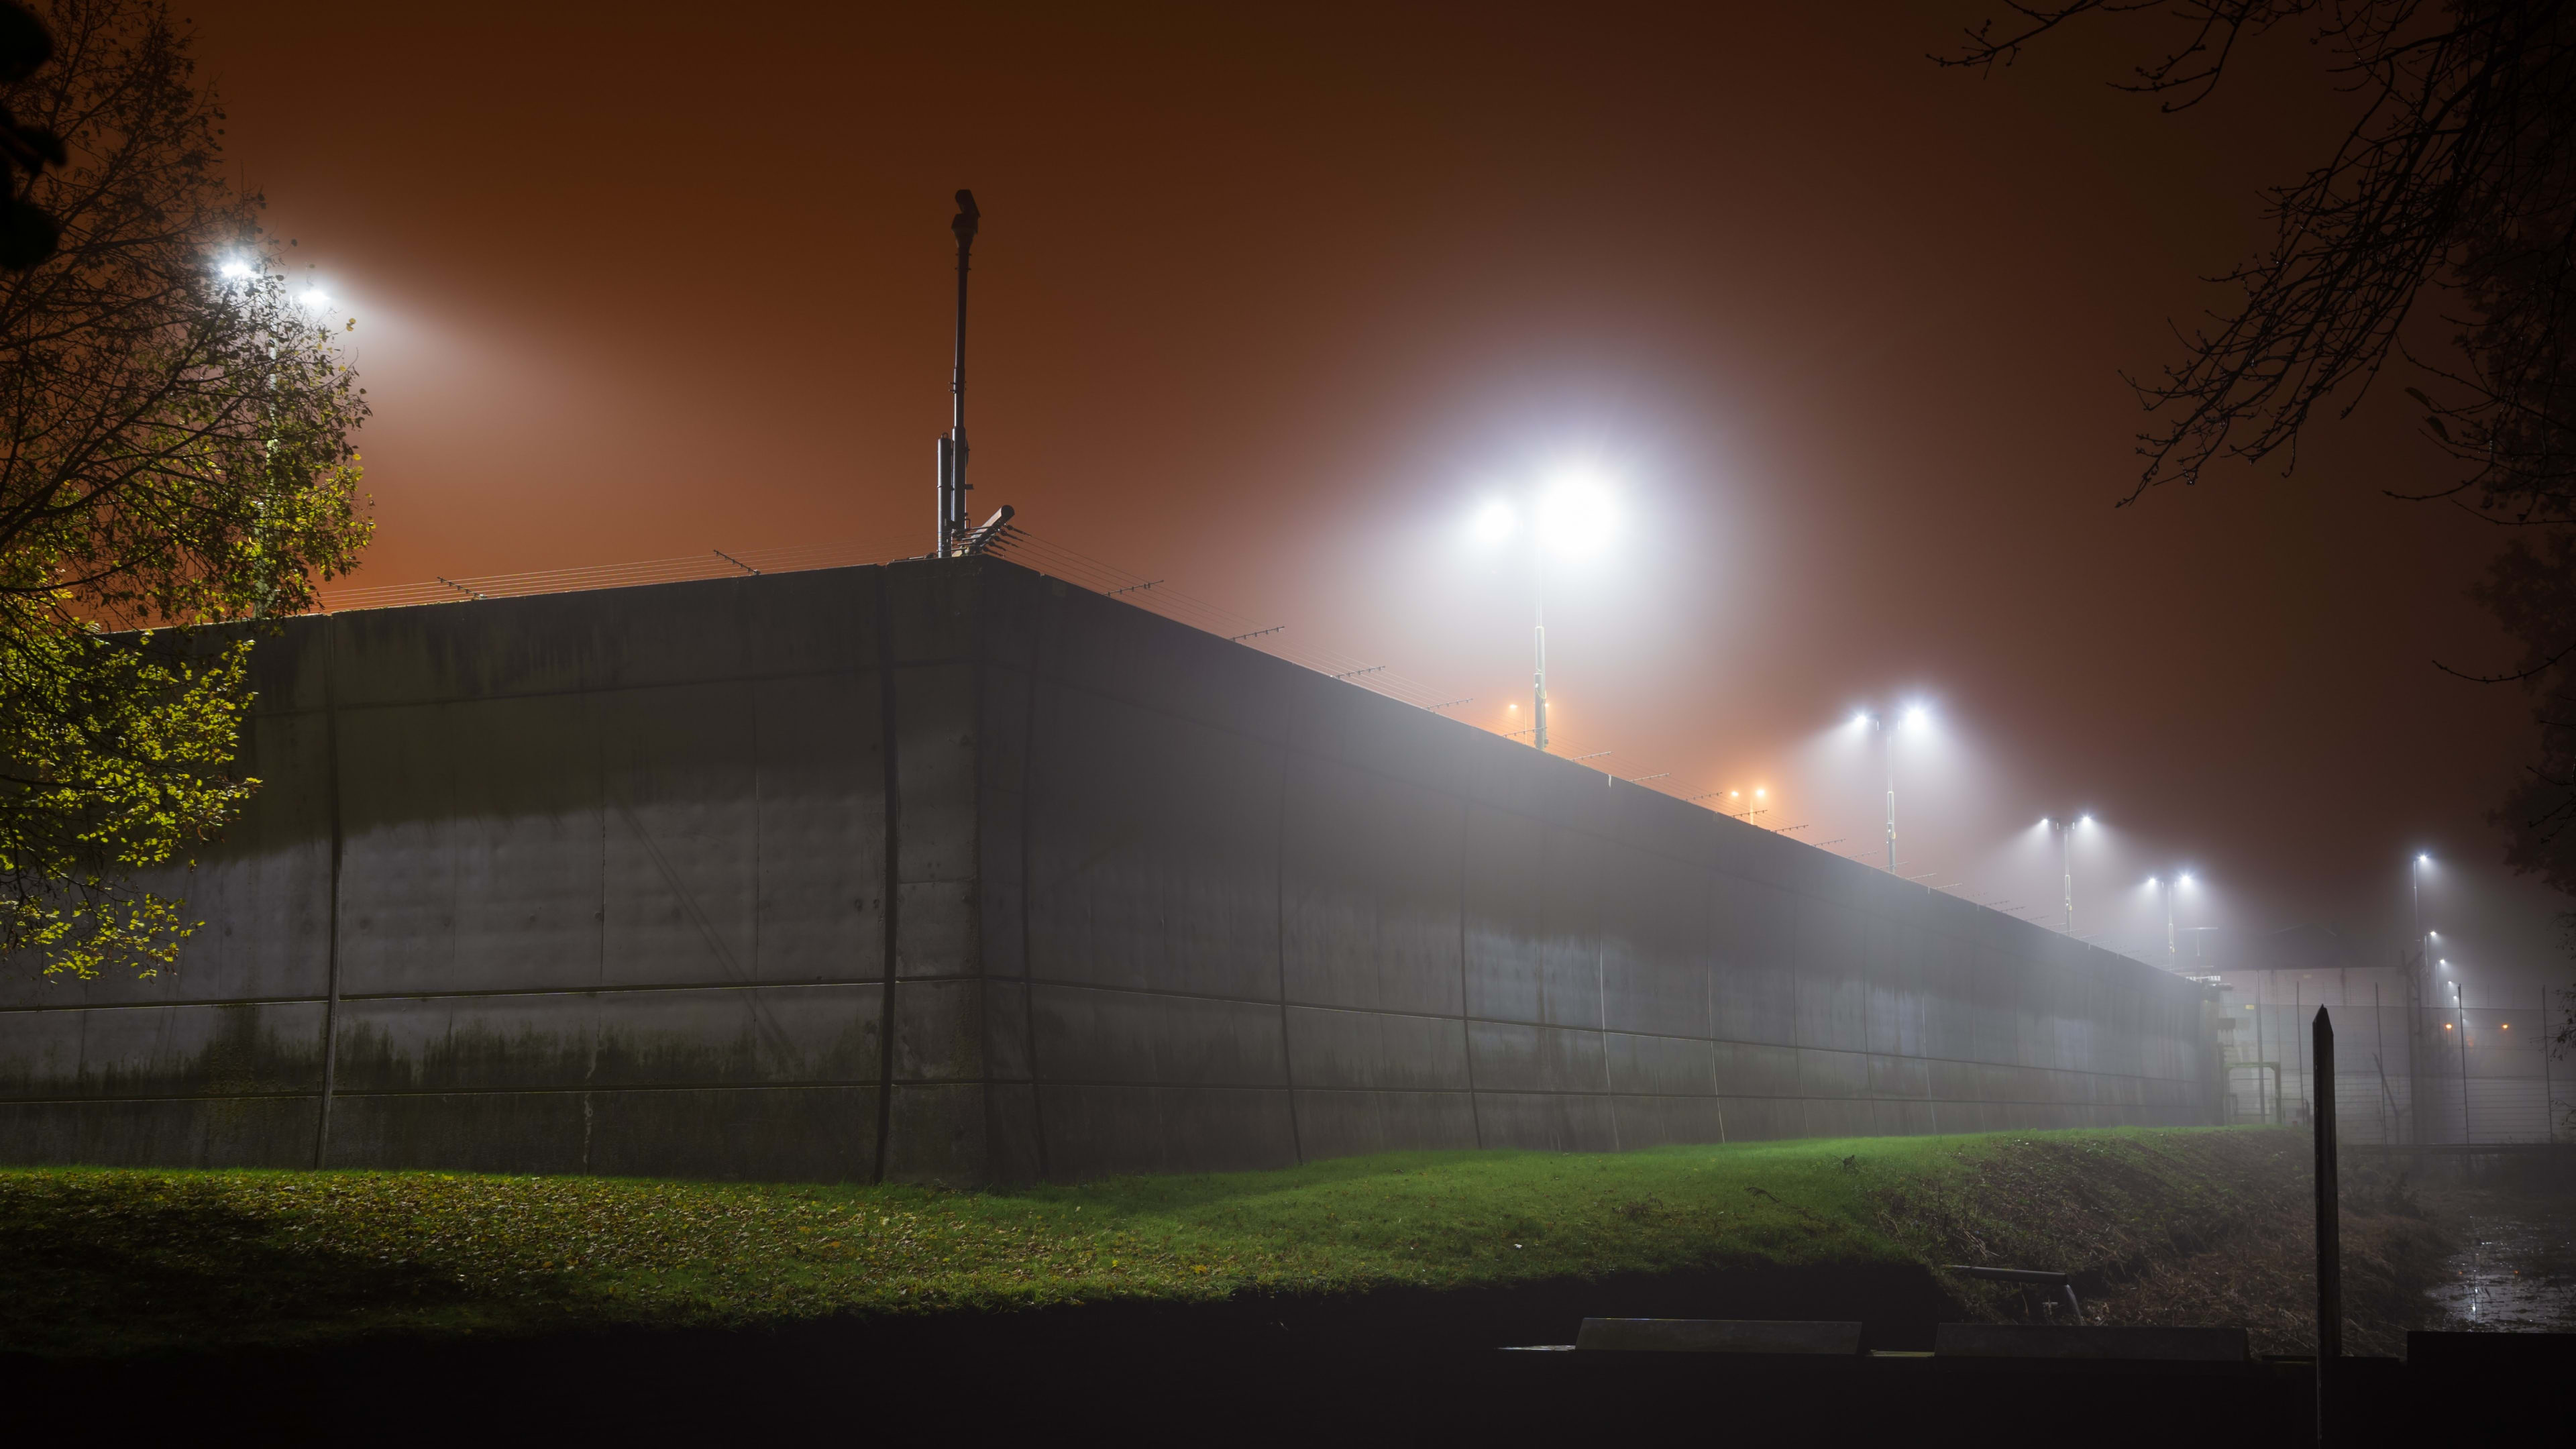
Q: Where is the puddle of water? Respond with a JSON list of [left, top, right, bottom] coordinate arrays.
[[2426, 1205, 2576, 1332]]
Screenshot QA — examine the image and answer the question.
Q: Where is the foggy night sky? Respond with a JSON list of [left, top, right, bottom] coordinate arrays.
[[187, 1, 2565, 997]]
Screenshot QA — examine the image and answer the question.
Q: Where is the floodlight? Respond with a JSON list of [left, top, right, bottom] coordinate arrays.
[[1535, 472, 1619, 556], [1468, 499, 1517, 545]]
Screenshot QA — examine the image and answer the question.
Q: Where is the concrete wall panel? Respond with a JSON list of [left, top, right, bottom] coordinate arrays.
[[1036, 1083, 1299, 1178], [1468, 1020, 1608, 1095], [1029, 984, 1287, 1088], [1470, 1090, 1619, 1152], [1280, 755, 1464, 1017], [0, 1096, 318, 1167], [0, 1002, 324, 1099], [751, 672, 883, 983], [1283, 1005, 1468, 1092], [1023, 684, 1284, 1001], [330, 985, 880, 1093], [1293, 1088, 1479, 1159]]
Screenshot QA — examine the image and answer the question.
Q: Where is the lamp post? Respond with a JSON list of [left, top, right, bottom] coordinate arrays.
[[2451, 977, 2472, 1145], [2039, 814, 2092, 934], [1533, 561, 1550, 753], [936, 189, 980, 556], [2146, 870, 2192, 971], [1850, 705, 1928, 871], [2410, 853, 2434, 1144], [1468, 474, 1617, 754]]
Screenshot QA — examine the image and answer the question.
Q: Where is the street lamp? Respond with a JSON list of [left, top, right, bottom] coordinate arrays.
[[2039, 814, 2094, 934], [1851, 705, 1930, 871], [2411, 853, 2434, 985], [2449, 976, 2472, 1144], [2145, 869, 2195, 971], [1466, 470, 1619, 754]]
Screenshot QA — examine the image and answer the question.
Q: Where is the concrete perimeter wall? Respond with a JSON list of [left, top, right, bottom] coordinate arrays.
[[0, 557, 2215, 1183]]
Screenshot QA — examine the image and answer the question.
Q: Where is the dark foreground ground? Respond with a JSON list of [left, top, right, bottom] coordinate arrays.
[[6, 1277, 2566, 1446]]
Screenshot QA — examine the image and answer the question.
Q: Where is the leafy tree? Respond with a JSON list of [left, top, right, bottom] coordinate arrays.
[[1949, 2, 2576, 1057], [1, 0, 369, 978]]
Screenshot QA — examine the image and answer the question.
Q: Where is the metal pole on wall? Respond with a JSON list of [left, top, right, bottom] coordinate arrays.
[[1532, 594, 1548, 752], [1883, 716, 1897, 873], [936, 189, 979, 556], [2457, 982, 2472, 1146], [2543, 986, 2555, 1146], [2400, 851, 2421, 1144], [2059, 822, 2073, 934], [2311, 1006, 2342, 1442], [2375, 982, 2392, 1144]]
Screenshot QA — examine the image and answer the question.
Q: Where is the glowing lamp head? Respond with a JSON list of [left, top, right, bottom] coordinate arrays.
[[1534, 468, 1619, 557], [2179, 871, 2194, 885], [1754, 787, 1766, 798], [299, 287, 331, 312], [217, 257, 252, 280], [1902, 704, 1928, 726], [1468, 498, 1517, 545]]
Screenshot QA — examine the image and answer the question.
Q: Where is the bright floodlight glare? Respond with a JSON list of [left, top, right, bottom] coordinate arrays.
[[2418, 853, 2431, 864], [1853, 712, 1871, 729], [2180, 871, 2194, 883], [1754, 787, 1766, 798], [1468, 499, 1517, 545], [217, 258, 252, 280], [1902, 704, 1928, 725], [1534, 469, 1619, 557], [300, 287, 331, 311]]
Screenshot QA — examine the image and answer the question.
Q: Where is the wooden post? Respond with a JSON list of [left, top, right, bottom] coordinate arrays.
[[2312, 1006, 2341, 1444]]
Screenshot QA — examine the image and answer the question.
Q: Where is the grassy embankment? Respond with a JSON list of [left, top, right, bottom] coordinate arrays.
[[0, 1126, 2445, 1357]]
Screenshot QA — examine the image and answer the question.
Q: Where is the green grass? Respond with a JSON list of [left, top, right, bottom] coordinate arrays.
[[0, 1126, 2298, 1356]]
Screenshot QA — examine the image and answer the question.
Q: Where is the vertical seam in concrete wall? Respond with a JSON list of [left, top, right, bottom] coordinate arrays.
[[313, 617, 345, 1169], [872, 568, 901, 1184], [584, 690, 602, 1173], [1707, 868, 1725, 1144], [1599, 935, 1620, 1151], [1020, 583, 1050, 1180], [1456, 798, 1481, 1150], [1274, 711, 1303, 1165]]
